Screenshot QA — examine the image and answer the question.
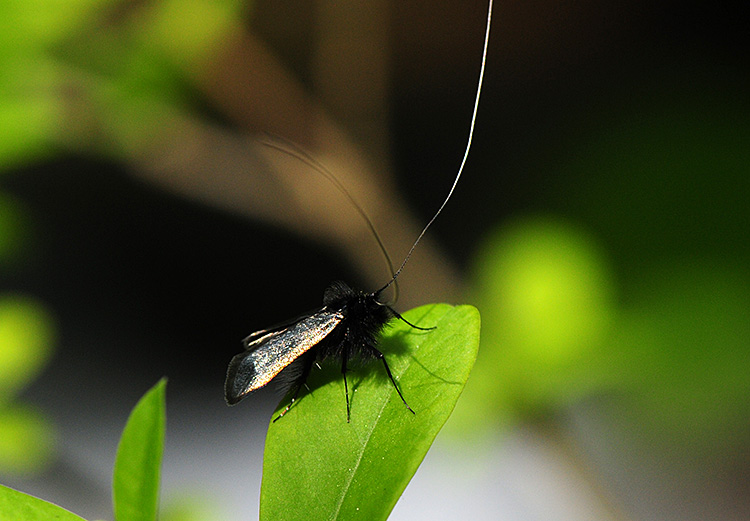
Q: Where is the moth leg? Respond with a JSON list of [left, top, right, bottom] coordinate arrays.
[[341, 343, 351, 423], [374, 348, 415, 414], [387, 306, 435, 331], [273, 354, 314, 423]]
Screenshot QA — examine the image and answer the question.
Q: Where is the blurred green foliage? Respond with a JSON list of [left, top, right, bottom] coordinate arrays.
[[0, 296, 57, 475], [607, 261, 749, 456], [0, 0, 103, 167], [0, 0, 245, 169], [453, 80, 750, 464], [0, 0, 245, 481], [160, 495, 225, 521], [547, 84, 750, 273], [1, 126, 57, 475], [0, 142, 57, 474], [0, 194, 28, 266], [0, 296, 55, 399], [452, 217, 616, 431], [459, 215, 748, 455], [0, 405, 55, 475], [1, 380, 224, 521]]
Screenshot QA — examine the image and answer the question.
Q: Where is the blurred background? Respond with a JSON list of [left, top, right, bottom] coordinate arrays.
[[1, 0, 748, 520]]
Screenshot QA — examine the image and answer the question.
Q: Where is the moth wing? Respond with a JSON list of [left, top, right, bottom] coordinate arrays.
[[225, 308, 344, 405], [241, 307, 320, 345]]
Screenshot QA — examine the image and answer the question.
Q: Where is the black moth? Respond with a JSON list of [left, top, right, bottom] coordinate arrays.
[[224, 0, 492, 422], [224, 280, 431, 422]]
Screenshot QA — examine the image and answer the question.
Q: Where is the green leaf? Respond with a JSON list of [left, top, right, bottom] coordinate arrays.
[[0, 484, 87, 521], [259, 304, 480, 521], [112, 378, 167, 521]]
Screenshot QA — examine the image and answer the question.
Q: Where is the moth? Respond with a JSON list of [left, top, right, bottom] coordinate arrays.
[[225, 0, 493, 422], [225, 280, 430, 421]]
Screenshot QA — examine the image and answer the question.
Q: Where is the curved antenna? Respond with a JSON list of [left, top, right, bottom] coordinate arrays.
[[377, 0, 493, 296], [261, 135, 399, 302]]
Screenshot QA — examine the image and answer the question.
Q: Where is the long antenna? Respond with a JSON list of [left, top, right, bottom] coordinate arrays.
[[260, 135, 399, 301], [377, 0, 493, 296]]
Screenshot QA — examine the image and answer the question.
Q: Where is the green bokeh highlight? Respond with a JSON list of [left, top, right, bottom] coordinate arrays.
[[0, 296, 56, 401], [1, 175, 56, 478], [0, 405, 56, 476], [480, 217, 613, 366], [160, 494, 224, 521], [451, 217, 615, 434], [456, 215, 749, 459], [0, 296, 57, 476]]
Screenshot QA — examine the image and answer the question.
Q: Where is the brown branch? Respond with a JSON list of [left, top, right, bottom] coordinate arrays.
[[57, 7, 463, 308]]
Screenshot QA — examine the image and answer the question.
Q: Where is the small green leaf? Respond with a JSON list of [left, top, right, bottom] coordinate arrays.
[[0, 484, 87, 521], [259, 304, 480, 521], [112, 378, 167, 521]]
